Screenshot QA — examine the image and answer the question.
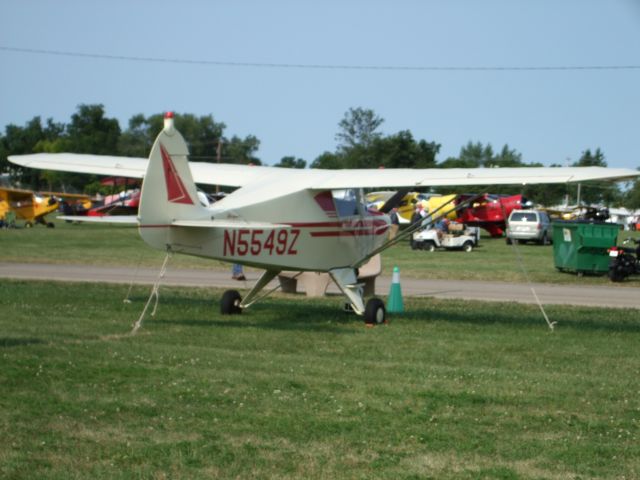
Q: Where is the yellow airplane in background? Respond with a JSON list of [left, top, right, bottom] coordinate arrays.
[[0, 187, 91, 228], [366, 191, 458, 223]]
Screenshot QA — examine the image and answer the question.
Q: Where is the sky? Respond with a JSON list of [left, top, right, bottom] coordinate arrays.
[[1, 0, 639, 169]]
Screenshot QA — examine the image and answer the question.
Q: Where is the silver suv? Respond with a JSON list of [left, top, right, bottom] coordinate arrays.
[[506, 209, 552, 245]]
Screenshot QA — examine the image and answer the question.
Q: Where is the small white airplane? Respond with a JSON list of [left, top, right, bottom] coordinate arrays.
[[9, 113, 640, 324]]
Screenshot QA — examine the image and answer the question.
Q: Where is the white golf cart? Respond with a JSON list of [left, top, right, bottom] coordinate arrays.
[[411, 223, 480, 252]]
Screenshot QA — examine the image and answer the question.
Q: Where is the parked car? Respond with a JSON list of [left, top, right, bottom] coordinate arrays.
[[506, 209, 552, 245]]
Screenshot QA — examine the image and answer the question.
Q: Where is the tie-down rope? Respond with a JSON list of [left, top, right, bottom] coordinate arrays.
[[129, 251, 171, 335]]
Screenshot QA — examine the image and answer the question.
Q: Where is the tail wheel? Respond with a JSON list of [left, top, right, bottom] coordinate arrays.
[[221, 290, 242, 315], [364, 298, 386, 326]]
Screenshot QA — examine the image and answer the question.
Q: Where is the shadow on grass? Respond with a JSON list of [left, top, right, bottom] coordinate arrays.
[[154, 313, 355, 334], [131, 286, 640, 335], [0, 337, 44, 348], [152, 299, 357, 334], [406, 303, 640, 333]]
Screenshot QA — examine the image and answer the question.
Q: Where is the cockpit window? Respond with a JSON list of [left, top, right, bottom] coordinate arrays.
[[332, 189, 363, 217]]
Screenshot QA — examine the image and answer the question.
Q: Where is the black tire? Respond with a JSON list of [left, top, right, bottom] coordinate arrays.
[[608, 267, 625, 282], [506, 237, 512, 245], [46, 222, 55, 229], [220, 290, 242, 315], [364, 298, 386, 325], [462, 241, 473, 252], [425, 241, 436, 252], [410, 239, 418, 250]]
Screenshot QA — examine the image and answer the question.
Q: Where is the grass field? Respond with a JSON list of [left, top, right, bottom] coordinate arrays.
[[1, 280, 639, 479], [2, 218, 639, 286]]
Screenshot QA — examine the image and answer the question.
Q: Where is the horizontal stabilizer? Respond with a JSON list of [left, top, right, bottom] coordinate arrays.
[[57, 215, 138, 224]]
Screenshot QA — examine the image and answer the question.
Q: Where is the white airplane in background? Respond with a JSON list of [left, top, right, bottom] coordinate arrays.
[[9, 113, 640, 324]]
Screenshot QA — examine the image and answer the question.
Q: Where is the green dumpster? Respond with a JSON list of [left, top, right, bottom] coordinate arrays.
[[552, 221, 619, 275]]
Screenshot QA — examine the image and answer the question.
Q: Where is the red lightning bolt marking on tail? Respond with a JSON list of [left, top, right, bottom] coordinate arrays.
[[160, 144, 194, 204]]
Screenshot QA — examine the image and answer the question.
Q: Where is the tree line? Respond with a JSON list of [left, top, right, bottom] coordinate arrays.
[[1, 104, 638, 208]]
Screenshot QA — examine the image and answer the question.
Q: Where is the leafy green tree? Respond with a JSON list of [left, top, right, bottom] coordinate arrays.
[[439, 142, 494, 168], [119, 112, 226, 160], [118, 114, 153, 158], [317, 108, 440, 171], [436, 142, 524, 196], [64, 104, 120, 155], [368, 131, 439, 169], [275, 156, 306, 168], [623, 172, 640, 209], [118, 112, 259, 164], [0, 117, 65, 189], [487, 145, 524, 168], [574, 148, 607, 167], [570, 148, 622, 206], [310, 151, 343, 169], [223, 135, 261, 165], [336, 107, 384, 150]]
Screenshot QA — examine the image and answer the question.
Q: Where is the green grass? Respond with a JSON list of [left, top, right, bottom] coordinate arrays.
[[1, 280, 639, 479], [2, 218, 639, 286]]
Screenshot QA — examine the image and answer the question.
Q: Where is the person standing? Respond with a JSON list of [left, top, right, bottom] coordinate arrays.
[[389, 207, 400, 239], [232, 263, 246, 281]]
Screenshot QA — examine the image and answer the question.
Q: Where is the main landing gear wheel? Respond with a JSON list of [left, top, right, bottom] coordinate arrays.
[[364, 298, 386, 326], [220, 290, 242, 315]]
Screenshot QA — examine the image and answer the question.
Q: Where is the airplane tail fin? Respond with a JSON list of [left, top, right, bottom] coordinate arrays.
[[138, 112, 207, 249]]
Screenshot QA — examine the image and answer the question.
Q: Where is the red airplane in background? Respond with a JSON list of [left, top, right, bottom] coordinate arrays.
[[456, 193, 530, 237]]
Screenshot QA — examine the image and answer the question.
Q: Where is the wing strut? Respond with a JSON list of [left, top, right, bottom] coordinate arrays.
[[240, 269, 283, 309]]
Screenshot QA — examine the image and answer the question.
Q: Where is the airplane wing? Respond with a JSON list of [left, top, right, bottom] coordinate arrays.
[[8, 153, 267, 187], [9, 153, 148, 179], [9, 153, 639, 188], [0, 187, 35, 202], [309, 166, 640, 188]]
